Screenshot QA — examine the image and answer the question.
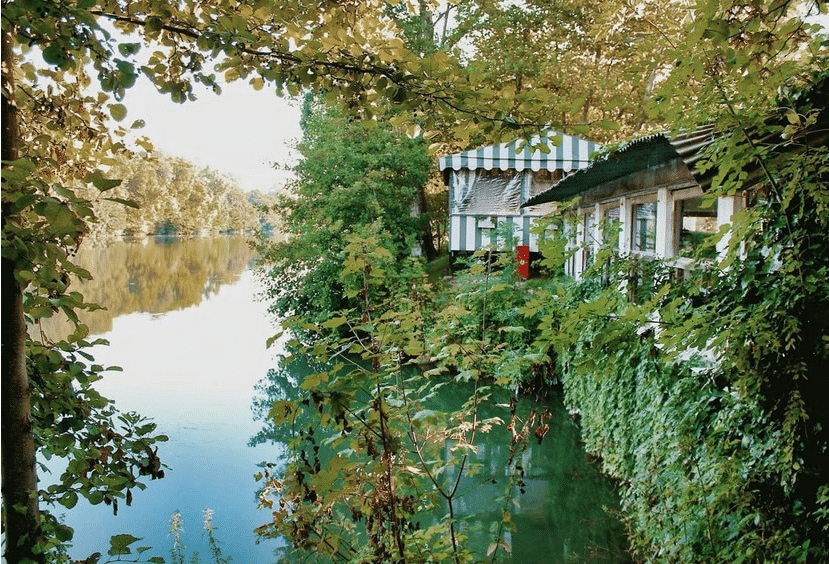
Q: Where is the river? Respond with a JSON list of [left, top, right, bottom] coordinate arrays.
[[39, 236, 629, 563]]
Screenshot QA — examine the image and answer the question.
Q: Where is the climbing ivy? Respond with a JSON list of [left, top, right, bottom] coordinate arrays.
[[527, 73, 829, 563]]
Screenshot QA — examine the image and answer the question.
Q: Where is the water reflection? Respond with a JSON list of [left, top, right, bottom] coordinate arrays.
[[45, 264, 281, 563], [38, 236, 256, 339], [449, 394, 629, 563], [251, 356, 630, 563]]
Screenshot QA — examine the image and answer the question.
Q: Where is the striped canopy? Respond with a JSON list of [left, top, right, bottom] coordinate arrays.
[[439, 132, 601, 173]]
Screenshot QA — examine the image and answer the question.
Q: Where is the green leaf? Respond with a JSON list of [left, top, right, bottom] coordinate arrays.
[[55, 524, 76, 542], [118, 43, 141, 57], [42, 43, 68, 68], [146, 17, 163, 33], [108, 533, 141, 556], [109, 103, 128, 122], [42, 203, 79, 236], [322, 316, 347, 329], [60, 491, 79, 509], [103, 197, 140, 209], [266, 331, 284, 348], [85, 171, 122, 192]]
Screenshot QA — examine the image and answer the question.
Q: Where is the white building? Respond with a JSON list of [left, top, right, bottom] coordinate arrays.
[[522, 126, 747, 279]]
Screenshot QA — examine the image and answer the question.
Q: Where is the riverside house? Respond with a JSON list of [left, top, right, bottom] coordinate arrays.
[[521, 125, 741, 279]]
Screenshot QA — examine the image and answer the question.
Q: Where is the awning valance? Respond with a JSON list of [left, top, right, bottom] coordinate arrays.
[[439, 132, 601, 173]]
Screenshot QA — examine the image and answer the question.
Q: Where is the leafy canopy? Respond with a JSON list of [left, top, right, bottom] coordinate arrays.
[[258, 93, 433, 323]]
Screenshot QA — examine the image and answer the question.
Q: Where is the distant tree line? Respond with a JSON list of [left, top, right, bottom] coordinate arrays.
[[77, 152, 283, 238]]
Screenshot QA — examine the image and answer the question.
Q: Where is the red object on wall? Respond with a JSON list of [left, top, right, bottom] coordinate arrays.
[[516, 245, 529, 278]]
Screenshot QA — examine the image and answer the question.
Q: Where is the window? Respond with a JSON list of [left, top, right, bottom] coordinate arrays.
[[584, 212, 596, 264], [677, 197, 718, 258], [603, 206, 621, 249], [452, 170, 524, 215], [632, 201, 657, 254]]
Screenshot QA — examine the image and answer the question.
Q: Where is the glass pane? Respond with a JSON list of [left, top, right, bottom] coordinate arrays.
[[678, 197, 718, 258], [453, 170, 525, 215], [584, 213, 595, 263], [633, 202, 657, 253], [603, 206, 621, 248], [584, 213, 596, 244]]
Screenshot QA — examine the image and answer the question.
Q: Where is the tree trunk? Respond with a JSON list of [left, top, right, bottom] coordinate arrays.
[[416, 184, 438, 261], [2, 29, 43, 564]]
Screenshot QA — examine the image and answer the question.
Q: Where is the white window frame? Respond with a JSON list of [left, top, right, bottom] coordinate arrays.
[[601, 201, 622, 252], [569, 185, 746, 280], [627, 193, 660, 258]]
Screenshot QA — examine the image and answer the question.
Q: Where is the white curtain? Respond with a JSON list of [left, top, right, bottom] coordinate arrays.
[[451, 170, 526, 215]]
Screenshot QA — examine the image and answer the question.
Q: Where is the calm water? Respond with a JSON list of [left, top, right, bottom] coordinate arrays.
[[40, 236, 628, 563]]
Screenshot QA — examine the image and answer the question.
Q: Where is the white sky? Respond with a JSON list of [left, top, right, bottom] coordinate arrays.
[[122, 75, 303, 192]]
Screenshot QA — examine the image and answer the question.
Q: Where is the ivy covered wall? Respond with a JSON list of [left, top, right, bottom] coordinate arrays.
[[529, 75, 829, 563]]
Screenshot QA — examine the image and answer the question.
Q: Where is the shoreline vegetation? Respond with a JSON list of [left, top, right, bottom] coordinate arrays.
[[77, 152, 285, 241]]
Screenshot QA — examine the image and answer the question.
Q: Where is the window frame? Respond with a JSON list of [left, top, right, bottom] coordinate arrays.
[[628, 195, 659, 257]]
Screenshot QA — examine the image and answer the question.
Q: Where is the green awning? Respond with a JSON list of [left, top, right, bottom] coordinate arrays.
[[522, 127, 714, 206]]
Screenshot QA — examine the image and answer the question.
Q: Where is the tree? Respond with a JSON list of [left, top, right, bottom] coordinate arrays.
[[255, 1, 829, 561], [85, 152, 262, 236], [254, 237, 550, 564], [529, 72, 829, 562], [522, 3, 829, 560], [452, 0, 690, 140], [258, 94, 434, 324], [2, 0, 500, 554]]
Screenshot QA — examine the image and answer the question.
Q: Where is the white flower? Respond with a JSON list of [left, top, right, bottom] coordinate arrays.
[[203, 507, 214, 531], [170, 511, 184, 548]]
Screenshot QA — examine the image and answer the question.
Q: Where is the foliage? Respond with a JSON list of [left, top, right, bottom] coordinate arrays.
[[254, 235, 565, 563], [449, 0, 687, 143], [256, 95, 434, 324], [255, 4, 829, 560], [509, 8, 829, 559], [1, 158, 170, 562], [524, 74, 829, 562], [81, 152, 276, 238], [3, 0, 827, 560], [47, 508, 230, 564], [431, 248, 552, 392]]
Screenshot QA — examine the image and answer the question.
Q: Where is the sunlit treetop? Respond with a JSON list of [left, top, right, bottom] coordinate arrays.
[[2, 0, 828, 166]]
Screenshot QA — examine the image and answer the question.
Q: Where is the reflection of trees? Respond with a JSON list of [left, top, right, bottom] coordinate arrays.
[[38, 236, 256, 339], [249, 349, 320, 448], [427, 388, 630, 563], [251, 357, 629, 563]]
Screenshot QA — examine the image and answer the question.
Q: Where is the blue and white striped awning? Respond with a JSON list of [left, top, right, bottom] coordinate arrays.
[[439, 132, 601, 173]]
